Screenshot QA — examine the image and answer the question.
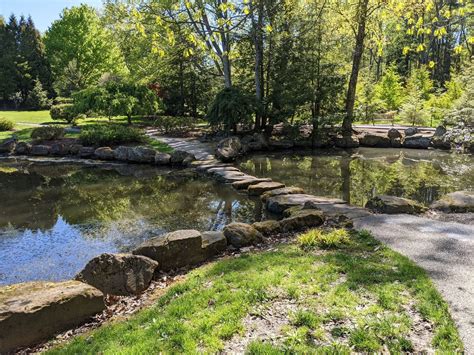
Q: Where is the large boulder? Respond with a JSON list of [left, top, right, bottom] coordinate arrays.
[[248, 181, 285, 196], [128, 146, 156, 163], [216, 137, 242, 162], [365, 195, 427, 214], [232, 178, 272, 190], [14, 141, 31, 155], [79, 146, 95, 158], [387, 128, 402, 140], [261, 186, 305, 202], [50, 143, 69, 156], [94, 147, 115, 160], [252, 220, 281, 236], [279, 210, 325, 232], [430, 136, 451, 150], [223, 222, 263, 248], [359, 133, 391, 147], [114, 146, 131, 161], [201, 231, 228, 258], [335, 135, 359, 148], [430, 191, 474, 213], [133, 230, 204, 271], [155, 152, 171, 165], [0, 281, 105, 353], [403, 134, 431, 149], [0, 138, 16, 154], [266, 194, 346, 215], [404, 127, 419, 137], [69, 144, 83, 155], [434, 125, 447, 137], [170, 150, 195, 165], [75, 253, 159, 296], [30, 144, 50, 156]]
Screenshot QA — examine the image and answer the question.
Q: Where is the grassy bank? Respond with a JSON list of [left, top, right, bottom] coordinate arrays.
[[48, 230, 462, 354]]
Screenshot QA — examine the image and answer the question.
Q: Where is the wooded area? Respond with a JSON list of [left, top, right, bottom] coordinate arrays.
[[0, 0, 473, 135]]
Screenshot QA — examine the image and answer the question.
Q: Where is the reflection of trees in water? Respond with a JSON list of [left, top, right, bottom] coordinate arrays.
[[240, 151, 473, 206], [0, 163, 257, 230]]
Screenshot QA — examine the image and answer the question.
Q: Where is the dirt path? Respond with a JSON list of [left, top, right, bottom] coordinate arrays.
[[354, 214, 474, 353], [146, 132, 215, 161]]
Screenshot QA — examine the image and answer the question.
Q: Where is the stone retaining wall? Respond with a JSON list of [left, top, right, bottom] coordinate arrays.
[[0, 139, 196, 167]]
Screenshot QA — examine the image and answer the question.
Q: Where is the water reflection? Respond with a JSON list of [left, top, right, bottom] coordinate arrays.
[[239, 148, 474, 207], [0, 160, 258, 285]]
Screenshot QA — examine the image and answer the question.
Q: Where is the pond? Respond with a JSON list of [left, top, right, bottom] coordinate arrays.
[[239, 148, 474, 207], [0, 158, 260, 285]]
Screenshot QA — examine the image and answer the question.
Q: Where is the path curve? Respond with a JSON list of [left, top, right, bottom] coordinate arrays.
[[149, 133, 473, 351], [147, 132, 215, 161], [354, 214, 474, 352]]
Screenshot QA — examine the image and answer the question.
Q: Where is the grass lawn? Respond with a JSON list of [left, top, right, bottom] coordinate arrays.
[[48, 230, 462, 354]]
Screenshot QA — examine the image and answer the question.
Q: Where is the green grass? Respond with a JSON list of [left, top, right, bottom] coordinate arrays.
[[48, 230, 462, 354]]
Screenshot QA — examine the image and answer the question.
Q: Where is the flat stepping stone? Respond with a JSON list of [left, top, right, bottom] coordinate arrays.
[[261, 186, 305, 202], [207, 166, 241, 175], [266, 194, 345, 214], [222, 174, 257, 183], [232, 178, 272, 190], [315, 203, 372, 219], [430, 191, 474, 213], [214, 171, 246, 182], [248, 181, 285, 196]]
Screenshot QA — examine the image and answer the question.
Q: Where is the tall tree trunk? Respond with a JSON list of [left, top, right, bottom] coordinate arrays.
[[343, 0, 369, 136], [252, 0, 265, 131]]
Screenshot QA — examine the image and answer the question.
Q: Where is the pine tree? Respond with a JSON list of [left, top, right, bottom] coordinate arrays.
[[25, 79, 51, 110], [0, 16, 19, 106]]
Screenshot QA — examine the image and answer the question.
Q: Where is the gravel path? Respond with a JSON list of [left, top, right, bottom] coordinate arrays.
[[354, 214, 474, 352], [147, 133, 215, 161]]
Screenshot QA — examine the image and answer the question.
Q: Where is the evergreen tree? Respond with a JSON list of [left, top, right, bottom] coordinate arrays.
[[25, 79, 51, 110], [0, 16, 19, 106]]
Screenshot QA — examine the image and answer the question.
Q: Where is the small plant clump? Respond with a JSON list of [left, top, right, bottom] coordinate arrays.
[[79, 124, 146, 146], [0, 118, 14, 131], [30, 125, 65, 141], [297, 228, 351, 250]]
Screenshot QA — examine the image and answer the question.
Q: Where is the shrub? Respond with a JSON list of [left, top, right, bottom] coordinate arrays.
[[79, 124, 146, 146], [297, 229, 350, 250], [153, 116, 195, 134], [53, 97, 73, 105], [50, 103, 76, 123], [0, 118, 14, 131], [31, 126, 65, 141], [207, 87, 254, 133]]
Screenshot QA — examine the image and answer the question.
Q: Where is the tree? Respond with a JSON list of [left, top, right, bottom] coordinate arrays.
[[73, 78, 160, 123], [44, 5, 126, 96], [207, 87, 254, 133], [25, 79, 51, 110], [375, 65, 404, 111], [0, 16, 18, 107]]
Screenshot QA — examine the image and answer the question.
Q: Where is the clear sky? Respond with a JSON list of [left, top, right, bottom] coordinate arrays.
[[0, 0, 103, 32]]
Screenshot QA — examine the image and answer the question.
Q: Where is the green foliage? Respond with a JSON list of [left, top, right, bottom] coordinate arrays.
[[0, 15, 52, 108], [297, 229, 351, 250], [375, 65, 405, 111], [79, 124, 146, 146], [0, 118, 14, 131], [207, 87, 254, 132], [44, 5, 126, 95], [397, 90, 430, 126], [50, 103, 75, 123], [356, 71, 383, 123], [153, 115, 195, 134], [25, 79, 51, 110], [407, 67, 434, 101], [73, 78, 160, 123], [30, 125, 65, 141], [446, 61, 474, 127]]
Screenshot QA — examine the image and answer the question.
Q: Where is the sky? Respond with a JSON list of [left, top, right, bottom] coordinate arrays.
[[0, 0, 103, 32]]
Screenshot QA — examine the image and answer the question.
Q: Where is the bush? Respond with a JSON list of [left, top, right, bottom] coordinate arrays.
[[50, 103, 76, 123], [207, 87, 254, 133], [297, 229, 350, 250], [79, 124, 146, 146], [153, 116, 195, 134], [53, 97, 73, 105], [31, 126, 65, 141], [0, 118, 14, 131]]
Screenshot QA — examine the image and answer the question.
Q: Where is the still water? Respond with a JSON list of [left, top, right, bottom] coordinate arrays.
[[239, 148, 473, 207], [0, 159, 259, 285]]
